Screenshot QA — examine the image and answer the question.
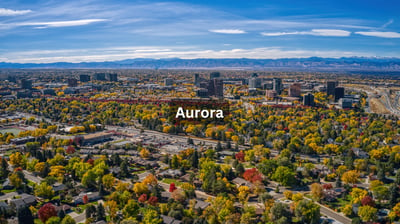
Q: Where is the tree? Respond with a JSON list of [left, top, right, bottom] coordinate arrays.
[[341, 170, 359, 184], [61, 215, 76, 224], [133, 182, 149, 195], [310, 183, 323, 202], [96, 203, 105, 221], [9, 172, 23, 189], [82, 170, 97, 188], [102, 173, 115, 190], [283, 190, 293, 200], [105, 200, 118, 221], [242, 168, 262, 183], [142, 208, 162, 224], [361, 196, 375, 207], [272, 166, 296, 186], [38, 203, 57, 223], [350, 188, 368, 204], [294, 200, 320, 224], [9, 152, 26, 168], [35, 182, 55, 199], [270, 202, 291, 222], [123, 200, 140, 218], [357, 205, 377, 222], [143, 174, 157, 186], [17, 206, 34, 224], [169, 183, 177, 192]]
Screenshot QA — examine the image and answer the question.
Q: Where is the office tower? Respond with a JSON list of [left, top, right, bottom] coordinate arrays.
[[273, 78, 282, 95], [67, 78, 78, 87], [303, 93, 315, 106], [326, 81, 338, 96], [194, 73, 199, 86], [249, 78, 261, 89], [80, 74, 91, 82], [213, 79, 224, 98], [289, 83, 301, 97], [108, 73, 118, 82], [164, 78, 174, 86], [334, 87, 345, 101], [20, 79, 32, 89], [94, 73, 106, 81], [210, 72, 220, 80]]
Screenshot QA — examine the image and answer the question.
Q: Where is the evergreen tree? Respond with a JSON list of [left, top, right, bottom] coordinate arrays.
[[96, 203, 106, 221], [17, 206, 34, 224]]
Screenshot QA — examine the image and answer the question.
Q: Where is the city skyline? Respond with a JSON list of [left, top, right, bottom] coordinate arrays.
[[0, 0, 400, 63]]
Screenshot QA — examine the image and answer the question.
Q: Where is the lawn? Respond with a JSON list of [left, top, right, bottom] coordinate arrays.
[[162, 178, 182, 186]]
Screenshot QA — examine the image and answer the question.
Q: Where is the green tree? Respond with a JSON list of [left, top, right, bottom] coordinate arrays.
[[35, 182, 55, 199], [294, 200, 320, 224], [82, 170, 97, 188], [272, 166, 296, 186]]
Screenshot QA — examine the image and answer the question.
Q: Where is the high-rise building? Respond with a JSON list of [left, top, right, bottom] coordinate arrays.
[[194, 73, 200, 86], [164, 78, 174, 86], [20, 79, 32, 89], [249, 78, 261, 89], [273, 78, 282, 95], [213, 79, 224, 98], [334, 87, 345, 101], [80, 74, 91, 82], [326, 81, 338, 96], [94, 73, 106, 81], [67, 78, 78, 87], [288, 83, 301, 97], [210, 72, 221, 80], [108, 73, 118, 82], [303, 93, 315, 106]]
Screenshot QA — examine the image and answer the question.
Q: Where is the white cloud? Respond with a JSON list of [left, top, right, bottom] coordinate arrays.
[[0, 8, 32, 16], [381, 19, 394, 28], [261, 29, 350, 37], [209, 29, 246, 34], [355, 31, 400, 38], [17, 19, 109, 28], [0, 46, 376, 63]]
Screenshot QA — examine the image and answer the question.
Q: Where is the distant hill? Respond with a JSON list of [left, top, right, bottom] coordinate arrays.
[[1, 57, 400, 71]]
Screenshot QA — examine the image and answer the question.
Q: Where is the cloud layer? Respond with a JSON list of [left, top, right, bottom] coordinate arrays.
[[261, 29, 351, 37], [0, 8, 32, 16]]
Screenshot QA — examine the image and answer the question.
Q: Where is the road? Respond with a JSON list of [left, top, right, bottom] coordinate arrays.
[[22, 170, 43, 184], [318, 202, 352, 224]]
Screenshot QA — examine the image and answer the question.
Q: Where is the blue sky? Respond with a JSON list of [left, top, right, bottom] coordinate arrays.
[[0, 0, 399, 63]]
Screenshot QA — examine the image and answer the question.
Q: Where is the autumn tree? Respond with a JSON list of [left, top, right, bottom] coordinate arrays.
[[358, 205, 377, 222], [35, 182, 55, 199], [243, 168, 262, 183], [38, 203, 57, 223], [310, 183, 323, 202], [341, 170, 359, 184]]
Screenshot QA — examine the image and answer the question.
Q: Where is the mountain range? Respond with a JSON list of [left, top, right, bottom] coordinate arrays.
[[1, 57, 400, 71]]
